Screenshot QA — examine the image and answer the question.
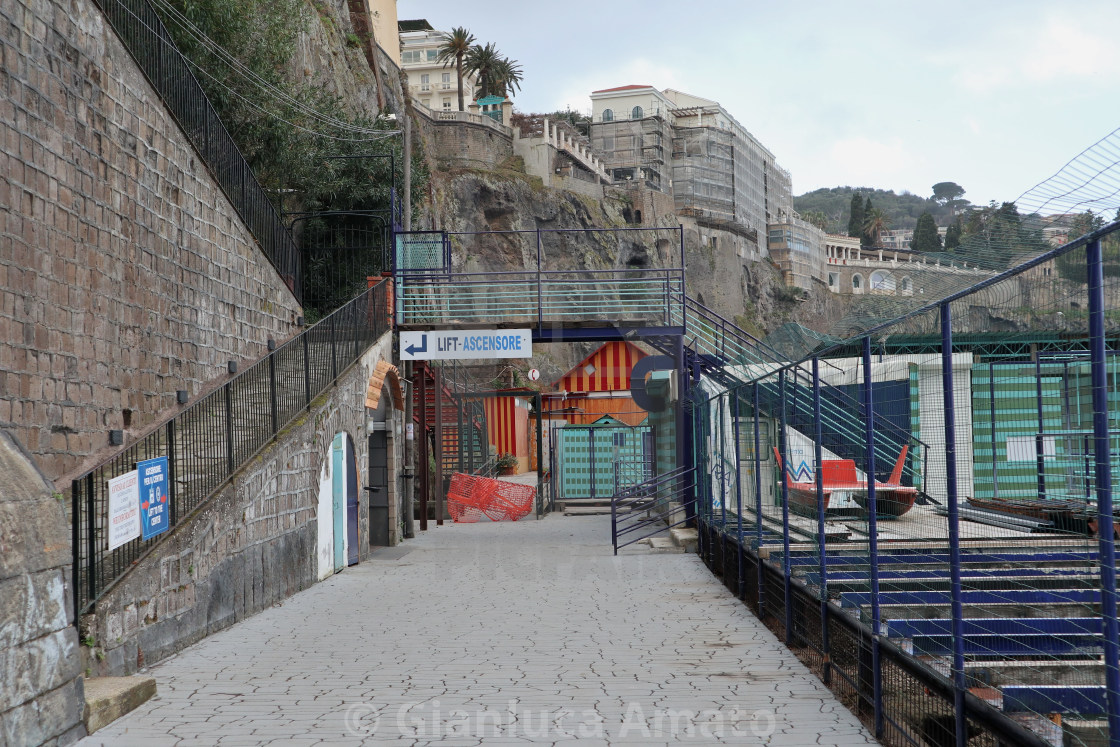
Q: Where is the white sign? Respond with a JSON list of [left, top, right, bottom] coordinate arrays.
[[107, 470, 141, 550], [399, 329, 532, 361], [1006, 434, 1056, 462], [527, 368, 540, 381]]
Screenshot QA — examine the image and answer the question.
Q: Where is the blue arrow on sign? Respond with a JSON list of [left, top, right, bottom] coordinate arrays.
[[405, 334, 427, 357]]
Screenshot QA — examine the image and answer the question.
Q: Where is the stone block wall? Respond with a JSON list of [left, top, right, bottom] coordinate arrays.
[[0, 431, 85, 746], [415, 110, 514, 171], [83, 335, 401, 677], [0, 0, 303, 486]]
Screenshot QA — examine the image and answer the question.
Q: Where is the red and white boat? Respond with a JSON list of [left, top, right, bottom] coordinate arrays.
[[773, 445, 917, 518]]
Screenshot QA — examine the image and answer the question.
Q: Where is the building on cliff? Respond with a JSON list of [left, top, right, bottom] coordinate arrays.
[[589, 84, 793, 259], [399, 19, 481, 112]]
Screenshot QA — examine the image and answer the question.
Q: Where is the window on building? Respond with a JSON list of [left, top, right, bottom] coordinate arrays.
[[442, 99, 451, 109], [901, 276, 911, 291], [426, 49, 438, 62], [828, 272, 838, 288], [602, 109, 614, 122], [631, 105, 643, 119], [402, 50, 421, 64], [852, 274, 863, 290], [420, 73, 430, 91], [870, 270, 893, 291], [441, 72, 451, 88]]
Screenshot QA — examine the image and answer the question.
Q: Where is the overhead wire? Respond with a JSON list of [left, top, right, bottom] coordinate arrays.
[[140, 0, 398, 141]]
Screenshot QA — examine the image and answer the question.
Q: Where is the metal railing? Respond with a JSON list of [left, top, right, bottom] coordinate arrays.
[[611, 466, 696, 554], [71, 282, 390, 615], [394, 227, 688, 334], [93, 0, 300, 297], [688, 223, 1120, 745], [697, 522, 1052, 747]]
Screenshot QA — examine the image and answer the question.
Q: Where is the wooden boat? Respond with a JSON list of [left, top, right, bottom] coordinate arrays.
[[773, 445, 917, 518]]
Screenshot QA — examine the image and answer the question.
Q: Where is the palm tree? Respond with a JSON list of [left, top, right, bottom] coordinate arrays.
[[863, 208, 891, 247], [435, 27, 475, 111], [464, 42, 502, 99], [491, 57, 523, 97]]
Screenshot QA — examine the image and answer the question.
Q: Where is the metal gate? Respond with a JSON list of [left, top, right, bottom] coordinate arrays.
[[555, 422, 652, 500]]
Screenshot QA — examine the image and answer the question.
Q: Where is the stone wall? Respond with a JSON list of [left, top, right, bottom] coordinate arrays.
[[415, 108, 514, 171], [0, 432, 85, 746], [83, 334, 403, 677], [0, 0, 304, 486]]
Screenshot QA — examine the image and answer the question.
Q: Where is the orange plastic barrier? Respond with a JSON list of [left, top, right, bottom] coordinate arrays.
[[447, 473, 536, 522]]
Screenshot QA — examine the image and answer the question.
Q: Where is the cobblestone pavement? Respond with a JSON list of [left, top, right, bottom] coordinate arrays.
[[81, 515, 878, 746]]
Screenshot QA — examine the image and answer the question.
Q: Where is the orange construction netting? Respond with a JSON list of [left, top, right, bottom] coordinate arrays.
[[447, 473, 536, 522]]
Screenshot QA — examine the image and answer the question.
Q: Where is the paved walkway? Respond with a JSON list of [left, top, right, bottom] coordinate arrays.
[[80, 515, 877, 746]]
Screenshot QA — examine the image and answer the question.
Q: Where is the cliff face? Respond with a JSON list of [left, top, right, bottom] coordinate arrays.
[[285, 8, 847, 368], [425, 167, 850, 359]]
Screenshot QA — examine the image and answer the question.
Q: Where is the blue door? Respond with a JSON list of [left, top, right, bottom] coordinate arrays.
[[345, 435, 359, 566]]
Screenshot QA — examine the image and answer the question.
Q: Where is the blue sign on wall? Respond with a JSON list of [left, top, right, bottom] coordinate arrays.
[[138, 456, 170, 541]]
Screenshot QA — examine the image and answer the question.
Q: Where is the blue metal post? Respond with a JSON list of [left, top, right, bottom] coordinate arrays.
[[677, 335, 695, 527], [754, 382, 765, 616], [862, 336, 883, 738], [733, 389, 745, 598], [941, 302, 968, 747], [778, 370, 793, 643], [812, 358, 831, 684], [719, 394, 728, 530], [1088, 238, 1120, 746]]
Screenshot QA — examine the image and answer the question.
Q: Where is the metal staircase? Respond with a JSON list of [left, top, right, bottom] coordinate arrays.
[[666, 296, 925, 488]]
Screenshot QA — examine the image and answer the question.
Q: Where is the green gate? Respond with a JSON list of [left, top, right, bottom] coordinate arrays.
[[555, 419, 651, 500]]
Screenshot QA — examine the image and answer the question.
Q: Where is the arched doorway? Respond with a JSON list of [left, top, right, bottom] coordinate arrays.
[[318, 431, 359, 577]]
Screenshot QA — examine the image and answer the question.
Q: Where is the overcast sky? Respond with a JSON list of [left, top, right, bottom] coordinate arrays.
[[397, 0, 1120, 208]]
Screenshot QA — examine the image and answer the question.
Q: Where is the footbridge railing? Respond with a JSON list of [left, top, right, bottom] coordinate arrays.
[[71, 282, 391, 615], [394, 228, 686, 337]]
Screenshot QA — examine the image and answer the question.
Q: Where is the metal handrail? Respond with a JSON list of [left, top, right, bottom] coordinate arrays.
[[612, 466, 696, 554], [71, 282, 391, 615], [93, 0, 301, 298]]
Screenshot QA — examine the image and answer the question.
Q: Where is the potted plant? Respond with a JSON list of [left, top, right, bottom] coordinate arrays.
[[495, 452, 518, 476]]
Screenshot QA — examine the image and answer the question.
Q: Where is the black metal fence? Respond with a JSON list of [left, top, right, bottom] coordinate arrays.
[[72, 282, 390, 615], [696, 521, 1052, 747], [93, 0, 301, 297]]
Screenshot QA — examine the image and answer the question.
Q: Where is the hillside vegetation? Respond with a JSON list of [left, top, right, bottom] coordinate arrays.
[[794, 186, 964, 234]]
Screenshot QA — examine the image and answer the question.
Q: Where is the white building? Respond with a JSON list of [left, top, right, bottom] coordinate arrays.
[[589, 84, 792, 256], [398, 20, 480, 112]]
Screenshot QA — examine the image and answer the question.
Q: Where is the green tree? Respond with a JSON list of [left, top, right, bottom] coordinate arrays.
[[958, 202, 1049, 270], [862, 197, 875, 246], [911, 212, 942, 252], [944, 216, 963, 251], [436, 26, 476, 112], [863, 207, 890, 247], [802, 210, 829, 231], [931, 182, 965, 207], [491, 57, 524, 97], [464, 42, 503, 98], [848, 192, 864, 239]]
